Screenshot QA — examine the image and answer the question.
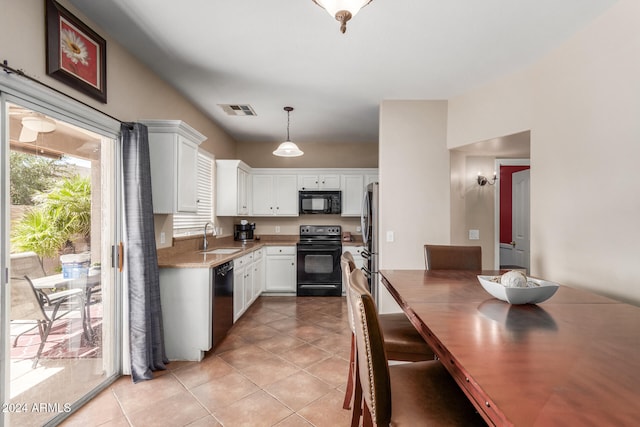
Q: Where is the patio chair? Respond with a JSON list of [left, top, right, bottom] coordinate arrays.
[[10, 251, 46, 279], [10, 275, 85, 368]]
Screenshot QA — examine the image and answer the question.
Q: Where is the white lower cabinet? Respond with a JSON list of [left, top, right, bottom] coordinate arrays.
[[233, 262, 245, 322], [252, 249, 265, 301], [159, 268, 212, 361], [265, 246, 297, 292], [233, 249, 266, 322]]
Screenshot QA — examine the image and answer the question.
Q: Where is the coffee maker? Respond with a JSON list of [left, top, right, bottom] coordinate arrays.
[[234, 221, 255, 242]]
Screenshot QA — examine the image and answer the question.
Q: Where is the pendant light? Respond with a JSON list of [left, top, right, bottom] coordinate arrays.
[[273, 106, 304, 157], [313, 0, 373, 33]]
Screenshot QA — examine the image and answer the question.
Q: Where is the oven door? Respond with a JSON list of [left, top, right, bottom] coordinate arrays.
[[296, 244, 342, 296]]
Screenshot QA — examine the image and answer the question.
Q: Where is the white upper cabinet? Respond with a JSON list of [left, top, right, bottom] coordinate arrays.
[[252, 174, 298, 216], [341, 174, 365, 217], [143, 120, 206, 214], [216, 160, 252, 216], [298, 174, 340, 190]]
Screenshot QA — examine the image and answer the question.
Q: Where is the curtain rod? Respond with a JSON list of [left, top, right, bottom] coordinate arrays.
[[2, 59, 127, 127]]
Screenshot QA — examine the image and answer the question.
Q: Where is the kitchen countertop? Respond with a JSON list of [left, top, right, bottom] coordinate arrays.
[[157, 235, 299, 268]]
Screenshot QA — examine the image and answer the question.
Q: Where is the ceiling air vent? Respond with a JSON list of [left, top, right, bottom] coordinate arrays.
[[219, 104, 256, 116]]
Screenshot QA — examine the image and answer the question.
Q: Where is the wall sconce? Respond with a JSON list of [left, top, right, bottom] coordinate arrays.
[[477, 172, 497, 186]]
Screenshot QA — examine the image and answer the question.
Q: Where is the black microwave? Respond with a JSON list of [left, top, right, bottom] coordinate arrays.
[[299, 191, 341, 214]]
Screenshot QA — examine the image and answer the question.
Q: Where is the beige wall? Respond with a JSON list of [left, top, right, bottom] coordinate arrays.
[[379, 100, 450, 270], [1, 1, 236, 159], [446, 0, 640, 304], [2, 0, 238, 248], [237, 141, 378, 168]]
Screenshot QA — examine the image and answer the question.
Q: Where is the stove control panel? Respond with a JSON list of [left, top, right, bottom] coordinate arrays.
[[300, 225, 342, 236]]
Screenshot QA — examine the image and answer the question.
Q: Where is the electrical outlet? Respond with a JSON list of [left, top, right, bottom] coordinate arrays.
[[356, 226, 361, 232], [160, 232, 166, 244], [275, 226, 281, 233], [469, 229, 480, 240]]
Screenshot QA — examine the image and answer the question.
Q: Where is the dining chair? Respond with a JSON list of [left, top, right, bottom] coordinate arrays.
[[348, 268, 486, 427], [341, 252, 435, 411], [10, 275, 85, 368], [424, 244, 482, 270]]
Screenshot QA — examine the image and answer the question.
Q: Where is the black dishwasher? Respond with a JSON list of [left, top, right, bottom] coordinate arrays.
[[212, 261, 234, 349]]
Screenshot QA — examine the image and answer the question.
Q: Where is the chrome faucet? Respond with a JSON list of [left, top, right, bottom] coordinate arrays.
[[203, 222, 215, 251]]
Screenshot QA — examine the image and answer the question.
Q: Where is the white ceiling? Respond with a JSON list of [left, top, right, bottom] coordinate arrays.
[[68, 0, 617, 145]]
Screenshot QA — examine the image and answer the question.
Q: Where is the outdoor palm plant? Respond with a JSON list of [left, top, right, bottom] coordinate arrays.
[[11, 174, 91, 260]]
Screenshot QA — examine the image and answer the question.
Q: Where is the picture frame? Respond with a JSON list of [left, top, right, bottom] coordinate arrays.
[[46, 0, 107, 103]]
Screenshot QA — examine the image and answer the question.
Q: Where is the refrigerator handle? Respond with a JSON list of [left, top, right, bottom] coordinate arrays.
[[361, 190, 370, 245]]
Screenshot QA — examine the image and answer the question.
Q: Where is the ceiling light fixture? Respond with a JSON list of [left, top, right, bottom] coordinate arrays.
[[313, 0, 373, 34], [273, 107, 304, 157], [19, 114, 57, 142]]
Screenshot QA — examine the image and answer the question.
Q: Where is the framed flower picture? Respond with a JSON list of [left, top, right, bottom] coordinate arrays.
[[46, 0, 107, 103]]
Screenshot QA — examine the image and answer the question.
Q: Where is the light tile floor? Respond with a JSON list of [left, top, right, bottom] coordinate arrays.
[[61, 296, 353, 426]]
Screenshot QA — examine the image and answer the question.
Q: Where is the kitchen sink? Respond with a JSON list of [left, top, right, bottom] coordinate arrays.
[[202, 248, 242, 255]]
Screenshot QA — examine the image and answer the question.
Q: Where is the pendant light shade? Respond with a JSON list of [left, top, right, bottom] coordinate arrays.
[[313, 0, 373, 33], [273, 107, 303, 157]]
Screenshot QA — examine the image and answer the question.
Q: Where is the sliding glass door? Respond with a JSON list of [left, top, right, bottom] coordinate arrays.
[[1, 83, 121, 426]]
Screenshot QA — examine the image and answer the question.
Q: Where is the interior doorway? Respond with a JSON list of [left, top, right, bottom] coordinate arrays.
[[494, 159, 530, 272]]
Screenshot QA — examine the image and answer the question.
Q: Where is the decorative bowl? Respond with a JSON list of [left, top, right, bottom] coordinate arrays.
[[477, 275, 559, 305]]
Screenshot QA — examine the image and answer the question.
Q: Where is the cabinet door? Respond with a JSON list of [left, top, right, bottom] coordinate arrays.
[[253, 257, 264, 301], [274, 175, 299, 216], [176, 135, 199, 212], [233, 266, 245, 322], [298, 175, 319, 190], [243, 265, 253, 308], [341, 175, 365, 217], [265, 255, 296, 292], [365, 174, 378, 186], [320, 174, 340, 189], [237, 168, 249, 215], [252, 175, 275, 215]]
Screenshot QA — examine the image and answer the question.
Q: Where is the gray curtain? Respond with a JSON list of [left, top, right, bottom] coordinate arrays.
[[121, 123, 168, 383]]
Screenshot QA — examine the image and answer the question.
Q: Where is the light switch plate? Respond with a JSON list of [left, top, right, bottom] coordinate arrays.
[[386, 231, 395, 242], [469, 229, 480, 240]]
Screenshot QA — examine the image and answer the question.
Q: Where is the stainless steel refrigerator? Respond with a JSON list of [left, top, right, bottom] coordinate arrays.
[[361, 182, 379, 306]]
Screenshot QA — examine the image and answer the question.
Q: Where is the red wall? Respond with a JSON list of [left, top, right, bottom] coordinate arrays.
[[500, 165, 530, 243]]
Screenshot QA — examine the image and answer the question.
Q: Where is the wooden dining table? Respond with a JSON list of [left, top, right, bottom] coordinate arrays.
[[380, 269, 640, 427]]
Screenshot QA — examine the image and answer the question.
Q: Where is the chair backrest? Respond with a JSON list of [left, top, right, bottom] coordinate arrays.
[[349, 268, 392, 426], [10, 276, 47, 321], [342, 252, 357, 334], [10, 252, 46, 279], [424, 244, 482, 270]]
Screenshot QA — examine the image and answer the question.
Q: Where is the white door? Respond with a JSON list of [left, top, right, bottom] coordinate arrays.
[[512, 169, 530, 273]]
